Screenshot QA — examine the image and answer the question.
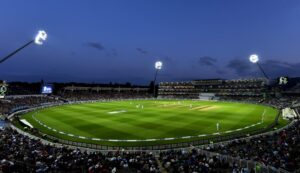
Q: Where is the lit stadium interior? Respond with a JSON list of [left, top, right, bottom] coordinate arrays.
[[1, 1, 300, 173]]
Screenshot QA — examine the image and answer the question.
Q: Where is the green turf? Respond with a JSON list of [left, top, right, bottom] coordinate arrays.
[[20, 100, 280, 146]]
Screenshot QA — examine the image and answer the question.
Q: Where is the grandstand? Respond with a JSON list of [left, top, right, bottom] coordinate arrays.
[[158, 78, 267, 100], [60, 85, 150, 101], [3, 1, 300, 172], [0, 79, 299, 173]]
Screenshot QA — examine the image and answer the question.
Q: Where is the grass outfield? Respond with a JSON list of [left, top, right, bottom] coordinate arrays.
[[20, 100, 281, 146]]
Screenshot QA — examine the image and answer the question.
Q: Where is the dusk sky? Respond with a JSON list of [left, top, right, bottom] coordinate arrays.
[[1, 0, 300, 84]]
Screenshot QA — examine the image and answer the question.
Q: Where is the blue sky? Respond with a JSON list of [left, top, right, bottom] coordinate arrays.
[[1, 0, 300, 84]]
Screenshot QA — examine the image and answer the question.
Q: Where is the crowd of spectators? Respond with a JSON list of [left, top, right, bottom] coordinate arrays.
[[159, 149, 233, 173], [0, 128, 159, 173], [218, 96, 263, 103], [1, 85, 300, 172], [0, 90, 152, 115], [262, 96, 299, 109], [58, 91, 151, 102], [0, 96, 59, 115], [220, 95, 300, 109], [205, 120, 300, 172], [1, 121, 299, 173], [158, 79, 266, 99]]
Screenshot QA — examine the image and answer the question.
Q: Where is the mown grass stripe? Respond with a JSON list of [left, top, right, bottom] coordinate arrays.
[[21, 100, 280, 146]]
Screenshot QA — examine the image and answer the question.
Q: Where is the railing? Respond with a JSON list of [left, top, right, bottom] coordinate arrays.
[[194, 149, 292, 173], [18, 115, 280, 151], [9, 114, 296, 173], [200, 119, 296, 150], [10, 122, 296, 173], [8, 99, 283, 150], [7, 147, 293, 173], [5, 98, 297, 173], [196, 120, 298, 173]]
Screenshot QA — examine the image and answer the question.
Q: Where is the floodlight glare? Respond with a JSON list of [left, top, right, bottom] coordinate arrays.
[[249, 54, 269, 79], [153, 61, 163, 97], [249, 54, 259, 63], [0, 29, 48, 64], [155, 61, 163, 70], [34, 30, 47, 45]]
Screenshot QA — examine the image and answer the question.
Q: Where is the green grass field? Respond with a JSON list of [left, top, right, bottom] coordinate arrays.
[[20, 100, 280, 146]]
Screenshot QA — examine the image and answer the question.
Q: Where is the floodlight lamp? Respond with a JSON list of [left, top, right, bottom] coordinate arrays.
[[34, 30, 47, 45], [155, 61, 163, 70], [249, 54, 259, 63]]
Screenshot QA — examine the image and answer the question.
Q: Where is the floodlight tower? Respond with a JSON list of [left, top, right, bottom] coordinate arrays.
[[249, 54, 269, 79], [153, 61, 163, 97], [0, 30, 47, 64]]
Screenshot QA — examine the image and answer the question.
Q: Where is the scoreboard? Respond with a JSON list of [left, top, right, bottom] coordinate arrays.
[[0, 81, 7, 99], [41, 85, 53, 94], [278, 77, 288, 85]]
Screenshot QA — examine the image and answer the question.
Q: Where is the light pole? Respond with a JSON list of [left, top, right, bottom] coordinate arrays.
[[153, 61, 163, 97], [0, 30, 47, 64], [249, 54, 269, 79]]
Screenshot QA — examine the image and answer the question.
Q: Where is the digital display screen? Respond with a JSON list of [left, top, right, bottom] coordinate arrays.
[[41, 85, 53, 94], [278, 77, 288, 85], [0, 81, 7, 99]]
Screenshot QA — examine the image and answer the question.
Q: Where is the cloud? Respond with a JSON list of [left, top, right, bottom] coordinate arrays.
[[259, 60, 300, 78], [227, 58, 253, 75], [85, 42, 117, 57], [194, 56, 226, 76], [226, 58, 300, 78], [263, 60, 293, 69], [198, 56, 217, 66], [136, 48, 148, 54], [86, 42, 104, 51]]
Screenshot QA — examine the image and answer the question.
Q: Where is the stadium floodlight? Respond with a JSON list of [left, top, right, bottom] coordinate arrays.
[[153, 61, 163, 97], [34, 30, 47, 45], [249, 54, 269, 79], [0, 30, 47, 64], [155, 61, 163, 70], [249, 54, 259, 63]]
